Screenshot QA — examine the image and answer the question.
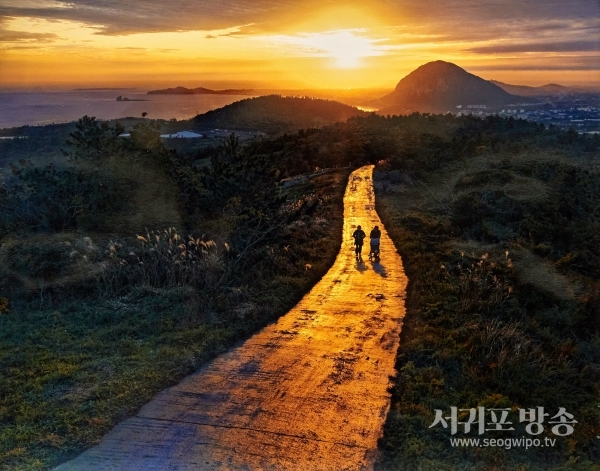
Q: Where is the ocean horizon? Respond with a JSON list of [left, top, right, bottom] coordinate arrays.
[[0, 89, 254, 129]]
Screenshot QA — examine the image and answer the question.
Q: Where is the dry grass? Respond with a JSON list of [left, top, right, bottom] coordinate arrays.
[[0, 166, 350, 471], [503, 174, 547, 201], [374, 142, 600, 470], [510, 247, 582, 300]]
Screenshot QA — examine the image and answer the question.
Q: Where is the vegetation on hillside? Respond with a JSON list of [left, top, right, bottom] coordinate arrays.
[[170, 112, 599, 469], [371, 116, 599, 470], [177, 111, 600, 469], [189, 95, 366, 134], [1, 106, 598, 470], [0, 114, 350, 470]]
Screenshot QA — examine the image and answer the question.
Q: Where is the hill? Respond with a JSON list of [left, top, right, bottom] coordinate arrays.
[[186, 95, 367, 134], [489, 80, 573, 96], [378, 61, 521, 114]]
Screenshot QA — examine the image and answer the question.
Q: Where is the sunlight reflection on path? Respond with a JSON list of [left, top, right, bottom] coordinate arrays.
[[56, 165, 408, 471]]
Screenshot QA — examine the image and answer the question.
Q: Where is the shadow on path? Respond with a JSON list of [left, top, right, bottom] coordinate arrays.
[[371, 262, 388, 278]]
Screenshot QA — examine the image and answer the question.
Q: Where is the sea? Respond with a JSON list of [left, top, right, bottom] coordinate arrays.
[[0, 89, 254, 129]]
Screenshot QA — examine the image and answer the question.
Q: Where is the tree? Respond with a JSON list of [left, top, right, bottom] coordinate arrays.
[[223, 133, 239, 161], [63, 115, 124, 163], [130, 121, 162, 152]]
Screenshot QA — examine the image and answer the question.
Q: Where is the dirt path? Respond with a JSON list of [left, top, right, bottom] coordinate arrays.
[[56, 165, 408, 471]]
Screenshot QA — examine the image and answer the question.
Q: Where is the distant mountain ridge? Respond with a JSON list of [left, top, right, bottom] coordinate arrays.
[[378, 61, 521, 114], [148, 86, 255, 96], [489, 80, 574, 96]]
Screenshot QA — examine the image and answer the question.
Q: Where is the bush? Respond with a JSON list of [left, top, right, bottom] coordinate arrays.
[[0, 162, 124, 233], [101, 228, 226, 294], [0, 297, 8, 314]]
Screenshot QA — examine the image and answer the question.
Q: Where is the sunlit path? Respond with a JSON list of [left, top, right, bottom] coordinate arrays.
[[56, 165, 408, 471]]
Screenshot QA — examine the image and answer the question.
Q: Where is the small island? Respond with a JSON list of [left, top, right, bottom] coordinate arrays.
[[147, 86, 255, 95], [116, 95, 148, 102]]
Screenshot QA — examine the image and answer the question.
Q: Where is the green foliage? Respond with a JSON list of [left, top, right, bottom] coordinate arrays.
[[200, 145, 281, 211], [129, 120, 163, 152], [0, 162, 123, 234], [374, 119, 600, 470], [63, 116, 124, 162], [222, 132, 239, 159], [0, 159, 349, 470], [190, 95, 366, 134], [6, 241, 73, 281], [3, 107, 598, 470]]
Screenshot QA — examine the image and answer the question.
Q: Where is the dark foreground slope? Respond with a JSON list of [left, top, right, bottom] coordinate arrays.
[[373, 116, 600, 470], [2, 108, 598, 470], [0, 114, 353, 470], [379, 61, 522, 115]]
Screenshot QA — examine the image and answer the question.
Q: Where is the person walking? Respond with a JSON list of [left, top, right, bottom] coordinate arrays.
[[352, 225, 366, 260], [369, 226, 381, 261]]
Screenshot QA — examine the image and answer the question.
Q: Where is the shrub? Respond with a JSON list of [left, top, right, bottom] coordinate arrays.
[[0, 162, 124, 233], [101, 228, 226, 295]]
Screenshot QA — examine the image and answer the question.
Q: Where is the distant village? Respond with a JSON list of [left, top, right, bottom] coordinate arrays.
[[453, 95, 600, 133]]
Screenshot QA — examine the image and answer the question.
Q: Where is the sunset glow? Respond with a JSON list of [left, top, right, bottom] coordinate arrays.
[[0, 1, 598, 89], [268, 30, 387, 69]]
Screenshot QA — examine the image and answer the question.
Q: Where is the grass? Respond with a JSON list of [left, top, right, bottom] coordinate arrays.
[[373, 149, 600, 470], [0, 288, 233, 469], [0, 168, 350, 471]]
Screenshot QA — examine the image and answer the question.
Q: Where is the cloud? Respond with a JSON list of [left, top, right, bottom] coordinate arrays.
[[467, 56, 600, 71], [0, 28, 58, 43], [1, 0, 598, 82], [0, 44, 49, 50], [0, 0, 296, 35], [390, 0, 599, 24], [393, 17, 600, 47], [2, 0, 597, 38], [203, 24, 257, 39], [466, 40, 600, 54]]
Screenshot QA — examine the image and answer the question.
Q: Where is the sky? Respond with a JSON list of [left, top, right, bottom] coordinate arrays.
[[0, 0, 599, 90]]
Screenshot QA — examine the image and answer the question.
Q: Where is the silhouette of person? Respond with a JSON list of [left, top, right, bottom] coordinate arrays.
[[369, 226, 381, 261], [352, 225, 366, 260]]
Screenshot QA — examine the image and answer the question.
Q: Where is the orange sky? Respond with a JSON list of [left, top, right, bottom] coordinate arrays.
[[0, 0, 599, 90]]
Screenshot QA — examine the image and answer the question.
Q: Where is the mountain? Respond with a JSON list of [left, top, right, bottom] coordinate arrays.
[[378, 61, 521, 115], [148, 86, 255, 95], [186, 95, 367, 134], [489, 80, 572, 96]]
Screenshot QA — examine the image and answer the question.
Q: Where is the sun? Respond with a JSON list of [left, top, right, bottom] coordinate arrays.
[[270, 29, 385, 69], [306, 30, 382, 68]]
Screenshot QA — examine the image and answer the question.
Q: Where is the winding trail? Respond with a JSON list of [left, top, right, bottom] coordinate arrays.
[[57, 165, 408, 471]]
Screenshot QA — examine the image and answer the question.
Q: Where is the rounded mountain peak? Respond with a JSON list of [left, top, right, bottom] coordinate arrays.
[[380, 60, 518, 114], [394, 60, 467, 91]]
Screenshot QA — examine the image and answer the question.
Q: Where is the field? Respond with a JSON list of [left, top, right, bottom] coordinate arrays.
[[1, 106, 599, 470], [373, 121, 600, 470], [0, 114, 350, 470]]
